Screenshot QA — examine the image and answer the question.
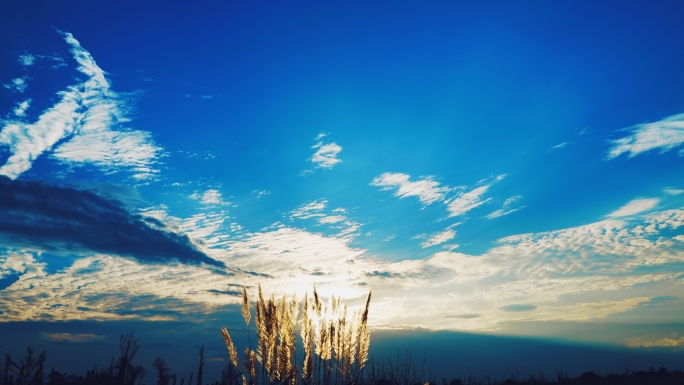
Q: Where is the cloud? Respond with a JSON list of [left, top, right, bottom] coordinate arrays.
[[627, 336, 684, 348], [549, 142, 571, 151], [3, 198, 684, 335], [607, 113, 684, 159], [253, 189, 270, 198], [446, 175, 506, 217], [13, 99, 31, 117], [42, 333, 105, 343], [607, 198, 659, 218], [0, 31, 162, 180], [311, 141, 342, 169], [18, 53, 36, 67], [501, 304, 536, 312], [290, 199, 362, 238], [190, 189, 230, 206], [371, 172, 452, 205], [447, 186, 491, 217], [4, 77, 27, 93], [487, 195, 525, 219], [0, 177, 223, 267], [664, 188, 684, 195], [421, 228, 457, 248], [0, 85, 82, 178], [200, 95, 214, 100], [291, 200, 328, 220]]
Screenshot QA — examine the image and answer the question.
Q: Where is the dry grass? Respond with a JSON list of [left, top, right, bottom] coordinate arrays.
[[221, 285, 372, 385]]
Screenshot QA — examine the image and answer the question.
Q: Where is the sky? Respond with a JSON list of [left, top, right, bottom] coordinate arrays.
[[2, 0, 684, 381]]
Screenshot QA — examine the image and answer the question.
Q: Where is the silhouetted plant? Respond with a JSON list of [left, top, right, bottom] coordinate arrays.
[[153, 357, 171, 385], [220, 285, 372, 385], [197, 346, 205, 385]]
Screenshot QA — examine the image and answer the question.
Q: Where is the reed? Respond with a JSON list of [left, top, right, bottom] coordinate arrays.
[[220, 285, 372, 385]]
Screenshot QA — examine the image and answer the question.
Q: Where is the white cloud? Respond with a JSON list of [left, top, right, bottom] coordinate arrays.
[[4, 77, 27, 93], [421, 228, 456, 248], [290, 199, 361, 238], [190, 189, 230, 206], [3, 203, 684, 338], [318, 215, 346, 224], [253, 189, 270, 198], [664, 188, 684, 195], [13, 99, 31, 117], [200, 95, 214, 100], [18, 53, 35, 67], [607, 198, 659, 218], [446, 175, 506, 217], [50, 32, 162, 179], [549, 142, 571, 151], [607, 113, 684, 159], [486, 207, 523, 219], [487, 195, 525, 219], [291, 200, 327, 220], [0, 86, 82, 178], [0, 31, 162, 180], [447, 185, 492, 217], [311, 141, 342, 169], [371, 172, 451, 205]]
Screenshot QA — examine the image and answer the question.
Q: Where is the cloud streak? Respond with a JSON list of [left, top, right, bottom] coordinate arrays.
[[0, 31, 162, 180], [607, 198, 659, 218], [607, 113, 684, 159], [371, 172, 452, 205]]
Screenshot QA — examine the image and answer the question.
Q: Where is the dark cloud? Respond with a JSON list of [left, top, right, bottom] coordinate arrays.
[[0, 176, 224, 267]]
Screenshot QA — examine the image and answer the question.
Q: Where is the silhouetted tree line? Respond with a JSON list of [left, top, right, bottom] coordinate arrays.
[[0, 332, 239, 385], [1, 332, 683, 385]]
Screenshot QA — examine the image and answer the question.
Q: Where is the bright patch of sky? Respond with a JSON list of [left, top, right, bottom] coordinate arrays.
[[2, 1, 684, 349]]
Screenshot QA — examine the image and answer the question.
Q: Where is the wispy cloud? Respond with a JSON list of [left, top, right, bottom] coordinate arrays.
[[487, 195, 525, 219], [311, 141, 342, 169], [446, 175, 506, 217], [371, 172, 452, 205], [0, 84, 82, 178], [627, 336, 684, 348], [607, 113, 684, 159], [51, 32, 162, 180], [420, 226, 457, 248], [0, 31, 162, 180], [190, 189, 230, 206], [446, 176, 503, 218], [664, 188, 684, 195], [13, 99, 31, 117], [42, 332, 105, 343], [549, 142, 571, 151], [18, 53, 35, 67], [253, 189, 270, 198], [3, 77, 27, 93], [607, 198, 659, 218], [290, 199, 361, 238], [290, 199, 328, 220]]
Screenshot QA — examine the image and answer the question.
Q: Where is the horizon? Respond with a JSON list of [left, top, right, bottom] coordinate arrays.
[[1, 1, 684, 382]]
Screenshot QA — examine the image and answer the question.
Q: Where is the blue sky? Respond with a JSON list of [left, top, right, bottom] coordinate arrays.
[[2, 0, 684, 378]]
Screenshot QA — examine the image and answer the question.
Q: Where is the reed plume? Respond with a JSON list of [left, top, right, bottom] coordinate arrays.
[[221, 285, 371, 385], [221, 328, 239, 368]]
